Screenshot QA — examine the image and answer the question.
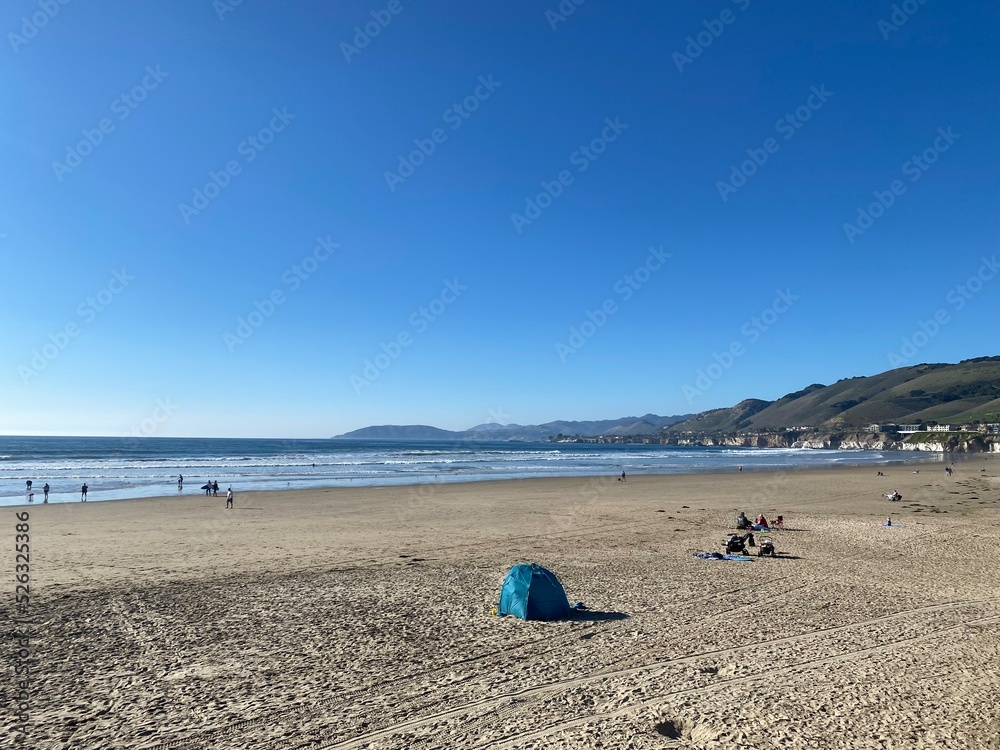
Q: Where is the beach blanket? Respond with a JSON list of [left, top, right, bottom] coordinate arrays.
[[693, 552, 753, 562]]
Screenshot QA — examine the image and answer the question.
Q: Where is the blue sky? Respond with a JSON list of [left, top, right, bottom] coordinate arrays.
[[1, 0, 998, 438]]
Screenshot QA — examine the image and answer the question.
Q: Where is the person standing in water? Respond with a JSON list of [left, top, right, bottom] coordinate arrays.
[[81, 483, 88, 501], [178, 474, 184, 489], [43, 483, 50, 503]]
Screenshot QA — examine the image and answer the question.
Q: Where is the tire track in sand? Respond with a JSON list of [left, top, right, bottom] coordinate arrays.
[[480, 611, 1000, 750], [283, 599, 1000, 750], [139, 571, 799, 750]]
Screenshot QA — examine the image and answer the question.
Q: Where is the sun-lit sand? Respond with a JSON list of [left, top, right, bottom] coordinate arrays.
[[8, 458, 1000, 749]]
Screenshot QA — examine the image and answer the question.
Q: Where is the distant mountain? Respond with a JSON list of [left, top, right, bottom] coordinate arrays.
[[336, 425, 461, 440], [668, 357, 1000, 433], [333, 413, 693, 440], [335, 358, 1000, 442]]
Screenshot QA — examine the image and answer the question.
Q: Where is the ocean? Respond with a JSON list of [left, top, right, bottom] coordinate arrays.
[[0, 435, 944, 507]]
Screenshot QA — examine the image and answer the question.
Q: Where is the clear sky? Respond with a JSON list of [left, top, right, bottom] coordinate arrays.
[[1, 0, 998, 438]]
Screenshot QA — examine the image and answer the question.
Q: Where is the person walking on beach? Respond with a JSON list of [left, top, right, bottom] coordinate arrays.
[[212, 480, 220, 497], [26, 480, 32, 494], [205, 481, 212, 497], [43, 483, 49, 503], [620, 470, 626, 483], [226, 487, 233, 509], [81, 483, 88, 501]]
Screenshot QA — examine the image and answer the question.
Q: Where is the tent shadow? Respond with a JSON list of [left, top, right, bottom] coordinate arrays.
[[570, 610, 630, 622]]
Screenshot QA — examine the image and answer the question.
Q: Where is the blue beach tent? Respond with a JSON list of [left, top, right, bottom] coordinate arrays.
[[498, 563, 571, 621]]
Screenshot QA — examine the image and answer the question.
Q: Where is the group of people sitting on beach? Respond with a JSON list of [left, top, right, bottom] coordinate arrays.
[[727, 511, 782, 556], [736, 511, 782, 530]]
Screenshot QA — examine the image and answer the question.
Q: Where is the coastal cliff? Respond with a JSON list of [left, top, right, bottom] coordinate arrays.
[[629, 432, 1000, 453]]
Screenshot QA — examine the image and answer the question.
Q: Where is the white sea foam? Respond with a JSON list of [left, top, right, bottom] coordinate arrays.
[[0, 436, 939, 506]]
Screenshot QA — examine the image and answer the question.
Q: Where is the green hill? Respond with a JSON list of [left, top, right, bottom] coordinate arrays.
[[668, 356, 1000, 433]]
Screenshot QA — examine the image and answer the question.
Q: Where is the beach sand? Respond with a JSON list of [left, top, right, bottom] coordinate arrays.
[[6, 459, 1000, 749]]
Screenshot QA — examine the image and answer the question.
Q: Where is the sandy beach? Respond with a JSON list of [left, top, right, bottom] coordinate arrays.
[[6, 459, 1000, 749]]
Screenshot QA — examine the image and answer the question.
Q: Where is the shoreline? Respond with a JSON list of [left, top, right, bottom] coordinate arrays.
[[0, 447, 958, 507]]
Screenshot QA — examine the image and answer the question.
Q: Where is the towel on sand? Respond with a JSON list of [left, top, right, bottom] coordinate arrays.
[[693, 552, 753, 562]]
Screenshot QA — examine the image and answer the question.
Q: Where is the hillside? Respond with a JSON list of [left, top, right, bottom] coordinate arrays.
[[669, 357, 1000, 433], [665, 399, 770, 434]]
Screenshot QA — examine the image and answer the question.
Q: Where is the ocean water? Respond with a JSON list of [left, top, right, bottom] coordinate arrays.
[[0, 436, 941, 506]]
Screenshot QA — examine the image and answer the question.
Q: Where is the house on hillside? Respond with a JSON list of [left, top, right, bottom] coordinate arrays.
[[926, 425, 954, 433], [987, 424, 1000, 435], [895, 425, 921, 433]]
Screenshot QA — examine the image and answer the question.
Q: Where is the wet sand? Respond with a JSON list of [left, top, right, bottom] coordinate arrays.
[[7, 459, 1000, 749]]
